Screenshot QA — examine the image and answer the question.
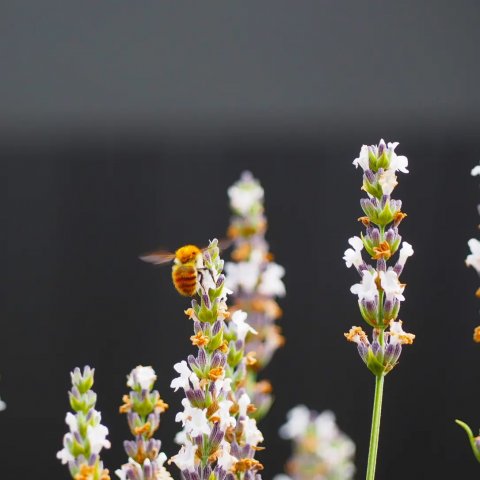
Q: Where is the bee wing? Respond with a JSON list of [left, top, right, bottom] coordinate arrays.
[[139, 249, 176, 265], [217, 238, 233, 252]]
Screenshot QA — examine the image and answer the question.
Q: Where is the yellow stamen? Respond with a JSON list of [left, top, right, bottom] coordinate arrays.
[[190, 331, 210, 347], [255, 380, 272, 394], [119, 394, 132, 414], [394, 211, 407, 225], [208, 367, 224, 381], [134, 422, 151, 436], [358, 216, 371, 226], [246, 351, 257, 367], [155, 398, 169, 413], [372, 241, 392, 260], [233, 458, 264, 473], [474, 326, 480, 343]]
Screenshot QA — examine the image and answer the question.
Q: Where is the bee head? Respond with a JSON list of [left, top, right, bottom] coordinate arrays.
[[175, 245, 202, 264]]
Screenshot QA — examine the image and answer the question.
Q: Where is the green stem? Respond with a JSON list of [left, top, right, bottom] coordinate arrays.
[[366, 374, 385, 480]]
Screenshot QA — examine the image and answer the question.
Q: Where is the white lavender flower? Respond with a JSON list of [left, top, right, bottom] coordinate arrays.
[[57, 366, 111, 480], [117, 365, 171, 480], [226, 171, 286, 422], [344, 140, 414, 375], [466, 238, 480, 274], [170, 239, 264, 479], [276, 406, 355, 480]]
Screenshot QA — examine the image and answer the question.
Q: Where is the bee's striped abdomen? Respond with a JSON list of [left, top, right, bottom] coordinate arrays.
[[172, 264, 198, 296]]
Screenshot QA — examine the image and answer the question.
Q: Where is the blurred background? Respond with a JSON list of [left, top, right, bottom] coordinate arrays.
[[2, 1, 480, 478]]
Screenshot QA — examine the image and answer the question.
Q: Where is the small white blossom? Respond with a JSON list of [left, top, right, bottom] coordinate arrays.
[[237, 393, 251, 418], [127, 365, 156, 391], [214, 377, 232, 395], [228, 174, 264, 216], [115, 458, 142, 480], [379, 270, 405, 301], [466, 238, 480, 273], [471, 165, 480, 176], [258, 263, 286, 297], [170, 441, 197, 472], [313, 410, 338, 445], [0, 396, 6, 412], [174, 429, 187, 445], [350, 270, 378, 302], [397, 241, 414, 268], [378, 169, 398, 195], [279, 404, 311, 440], [242, 417, 264, 446], [56, 435, 75, 464], [171, 361, 194, 392], [87, 423, 111, 454], [217, 441, 238, 471], [343, 236, 364, 268], [217, 400, 237, 429], [179, 405, 211, 437], [65, 412, 78, 432], [387, 141, 409, 173], [225, 261, 260, 294], [389, 320, 415, 345], [353, 145, 370, 170], [231, 310, 257, 342]]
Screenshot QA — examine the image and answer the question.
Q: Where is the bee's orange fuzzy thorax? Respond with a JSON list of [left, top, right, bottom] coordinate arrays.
[[175, 245, 202, 264]]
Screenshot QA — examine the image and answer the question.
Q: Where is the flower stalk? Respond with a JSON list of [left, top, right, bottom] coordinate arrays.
[[225, 171, 286, 421], [343, 140, 414, 479]]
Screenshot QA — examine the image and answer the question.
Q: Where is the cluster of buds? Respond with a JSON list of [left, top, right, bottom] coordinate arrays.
[[274, 406, 355, 480], [57, 366, 111, 480], [225, 172, 286, 419], [116, 366, 172, 480], [465, 164, 480, 342], [343, 140, 415, 375], [170, 239, 264, 480]]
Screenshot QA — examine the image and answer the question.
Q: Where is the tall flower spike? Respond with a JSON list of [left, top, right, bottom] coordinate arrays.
[[344, 140, 414, 480], [57, 366, 111, 480], [465, 165, 480, 343], [170, 239, 264, 480], [456, 162, 480, 463], [116, 365, 172, 480], [273, 406, 355, 480], [225, 171, 286, 421]]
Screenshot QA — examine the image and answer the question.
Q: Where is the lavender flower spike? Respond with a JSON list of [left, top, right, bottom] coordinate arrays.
[[116, 365, 172, 480], [455, 162, 480, 464], [225, 171, 286, 421], [274, 406, 355, 480], [57, 366, 111, 480], [170, 239, 264, 479]]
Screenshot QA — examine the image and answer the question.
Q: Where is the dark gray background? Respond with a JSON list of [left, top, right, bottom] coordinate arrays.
[[2, 2, 480, 479]]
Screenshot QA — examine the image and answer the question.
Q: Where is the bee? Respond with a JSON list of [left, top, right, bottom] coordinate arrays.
[[140, 241, 230, 297]]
